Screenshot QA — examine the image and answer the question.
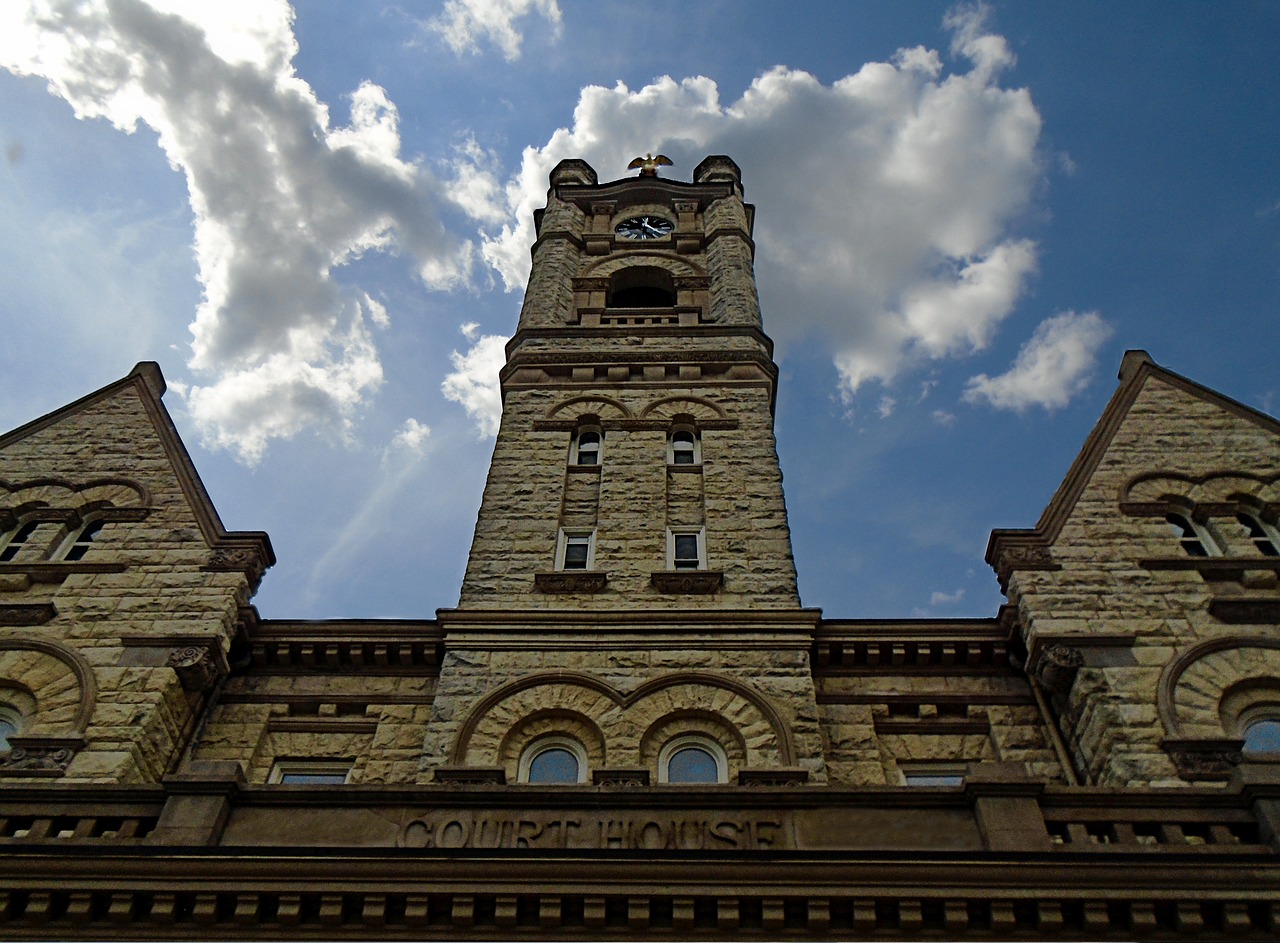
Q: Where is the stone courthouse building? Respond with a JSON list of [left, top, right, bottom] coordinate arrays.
[[0, 155, 1278, 939]]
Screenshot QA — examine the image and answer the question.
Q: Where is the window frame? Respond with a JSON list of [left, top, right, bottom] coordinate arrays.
[[570, 427, 603, 467], [0, 703, 24, 753], [898, 762, 967, 787], [1235, 511, 1280, 557], [0, 519, 44, 562], [667, 427, 701, 466], [657, 735, 727, 784], [667, 528, 706, 570], [1164, 511, 1221, 557], [557, 529, 596, 571], [518, 735, 589, 785], [268, 759, 353, 785], [54, 517, 105, 562]]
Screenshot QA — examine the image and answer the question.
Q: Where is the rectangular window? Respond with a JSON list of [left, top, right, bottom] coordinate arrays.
[[668, 529, 705, 570], [558, 531, 594, 570], [269, 760, 352, 784], [899, 762, 965, 787]]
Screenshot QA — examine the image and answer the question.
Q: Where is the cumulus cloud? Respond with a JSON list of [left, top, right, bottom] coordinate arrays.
[[964, 310, 1113, 411], [428, 0, 562, 61], [930, 587, 966, 606], [0, 0, 476, 462], [441, 330, 507, 437], [474, 5, 1044, 404], [389, 417, 432, 455]]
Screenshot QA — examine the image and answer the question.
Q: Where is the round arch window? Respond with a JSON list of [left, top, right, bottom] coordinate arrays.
[[658, 735, 727, 784], [1242, 718, 1280, 757], [0, 704, 25, 752], [519, 737, 588, 784]]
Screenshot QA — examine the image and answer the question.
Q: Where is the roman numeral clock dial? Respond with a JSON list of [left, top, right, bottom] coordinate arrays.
[[614, 215, 674, 240]]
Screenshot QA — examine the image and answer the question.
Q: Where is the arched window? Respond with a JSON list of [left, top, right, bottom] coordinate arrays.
[[1165, 512, 1219, 557], [607, 266, 675, 309], [668, 428, 700, 466], [571, 428, 602, 466], [0, 704, 25, 752], [658, 735, 727, 784], [57, 518, 104, 561], [1242, 719, 1280, 758], [1236, 513, 1279, 557], [0, 520, 41, 562], [519, 737, 587, 784]]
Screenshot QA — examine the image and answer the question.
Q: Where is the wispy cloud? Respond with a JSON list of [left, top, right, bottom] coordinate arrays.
[[964, 310, 1113, 411], [427, 0, 562, 61]]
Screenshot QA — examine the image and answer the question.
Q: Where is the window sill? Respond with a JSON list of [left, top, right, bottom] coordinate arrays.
[[1140, 557, 1280, 574], [666, 464, 702, 473], [650, 571, 723, 594], [0, 603, 56, 626], [534, 571, 608, 594], [1208, 599, 1280, 624]]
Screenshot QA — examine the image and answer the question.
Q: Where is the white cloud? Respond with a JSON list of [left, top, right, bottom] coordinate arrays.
[[931, 409, 957, 427], [930, 587, 966, 606], [389, 417, 432, 455], [964, 310, 1113, 411], [876, 395, 896, 419], [474, 8, 1044, 404], [442, 331, 508, 437], [0, 0, 475, 462], [428, 0, 562, 61]]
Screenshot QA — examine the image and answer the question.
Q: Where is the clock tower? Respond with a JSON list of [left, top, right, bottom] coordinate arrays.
[[428, 156, 827, 784]]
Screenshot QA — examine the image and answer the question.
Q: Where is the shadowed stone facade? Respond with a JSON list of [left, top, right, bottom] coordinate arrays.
[[0, 157, 1277, 938]]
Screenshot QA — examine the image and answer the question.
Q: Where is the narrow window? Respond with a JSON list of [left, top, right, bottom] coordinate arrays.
[[0, 705, 24, 752], [572, 429, 602, 466], [1236, 513, 1279, 556], [669, 429, 699, 466], [559, 531, 594, 571], [0, 521, 40, 562], [59, 518, 104, 561], [520, 737, 587, 784], [669, 530, 704, 570], [899, 763, 966, 786], [658, 736, 726, 784], [269, 760, 352, 784], [1165, 513, 1217, 557]]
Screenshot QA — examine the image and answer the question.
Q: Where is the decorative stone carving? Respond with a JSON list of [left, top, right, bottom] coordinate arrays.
[[738, 768, 810, 788], [206, 547, 261, 571], [0, 603, 56, 625], [1168, 748, 1242, 781], [0, 737, 82, 777], [432, 766, 506, 785], [592, 768, 650, 788], [534, 572, 608, 594], [1035, 644, 1084, 695], [167, 645, 221, 694], [650, 571, 723, 594]]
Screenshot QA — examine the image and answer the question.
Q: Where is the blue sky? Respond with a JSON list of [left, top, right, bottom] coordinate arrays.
[[1, 1, 1277, 621]]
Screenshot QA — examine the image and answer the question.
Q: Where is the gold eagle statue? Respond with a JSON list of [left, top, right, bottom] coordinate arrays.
[[628, 153, 673, 177]]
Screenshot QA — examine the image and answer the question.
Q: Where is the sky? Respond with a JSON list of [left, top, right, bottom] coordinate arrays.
[[1, 1, 1277, 622]]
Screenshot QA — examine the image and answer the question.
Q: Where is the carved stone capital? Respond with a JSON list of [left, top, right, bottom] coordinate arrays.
[[1035, 644, 1084, 695], [0, 603, 56, 626], [592, 768, 650, 788], [738, 768, 810, 788], [650, 571, 723, 594], [1167, 744, 1243, 781], [167, 645, 223, 694], [0, 737, 83, 777]]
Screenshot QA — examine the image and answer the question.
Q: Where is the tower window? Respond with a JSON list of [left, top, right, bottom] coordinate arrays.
[[572, 429, 602, 466], [669, 529, 705, 570], [1165, 513, 1218, 557], [606, 266, 675, 308], [58, 518, 105, 561], [1236, 513, 1279, 556], [668, 428, 700, 466], [1243, 719, 1280, 757], [899, 762, 966, 787], [0, 520, 41, 562], [0, 704, 24, 752], [268, 760, 352, 784], [520, 737, 587, 784], [658, 735, 726, 784], [558, 531, 595, 571]]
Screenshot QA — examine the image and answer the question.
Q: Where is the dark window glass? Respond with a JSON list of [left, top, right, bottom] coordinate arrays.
[[575, 431, 600, 465], [278, 771, 349, 784], [0, 521, 40, 562], [1237, 514, 1279, 556], [62, 519, 104, 561], [563, 537, 590, 569], [671, 431, 696, 465], [673, 534, 700, 568], [528, 747, 579, 783], [666, 747, 718, 783], [1243, 719, 1280, 756], [1165, 513, 1209, 556]]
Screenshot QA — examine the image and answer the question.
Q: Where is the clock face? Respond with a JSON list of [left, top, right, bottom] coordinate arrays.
[[615, 215, 674, 240]]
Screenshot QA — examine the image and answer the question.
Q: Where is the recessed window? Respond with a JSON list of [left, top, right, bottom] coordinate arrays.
[[519, 737, 587, 784], [572, 429, 602, 466], [658, 736, 727, 784], [1242, 719, 1280, 757], [668, 428, 700, 466], [669, 529, 705, 570], [0, 520, 42, 562], [269, 760, 352, 784], [0, 704, 24, 752], [558, 531, 595, 571], [899, 763, 966, 787], [1236, 513, 1279, 557], [1165, 512, 1219, 557], [57, 518, 104, 561]]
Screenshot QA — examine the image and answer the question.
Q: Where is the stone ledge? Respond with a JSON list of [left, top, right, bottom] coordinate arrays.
[[534, 571, 608, 594], [1208, 598, 1280, 624], [0, 602, 56, 626], [592, 767, 650, 787], [738, 768, 809, 787], [650, 571, 723, 594], [433, 766, 506, 785]]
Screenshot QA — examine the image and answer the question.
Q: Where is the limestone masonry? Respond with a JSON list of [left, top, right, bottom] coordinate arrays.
[[0, 156, 1278, 938]]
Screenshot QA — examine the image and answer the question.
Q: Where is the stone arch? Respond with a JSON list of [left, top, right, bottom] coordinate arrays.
[[0, 636, 95, 736], [581, 252, 703, 280], [640, 395, 729, 425], [1124, 471, 1279, 507], [0, 477, 149, 514], [1159, 637, 1280, 739], [496, 709, 607, 781], [544, 395, 633, 423], [637, 708, 748, 772], [451, 670, 794, 770]]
